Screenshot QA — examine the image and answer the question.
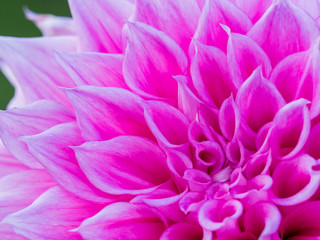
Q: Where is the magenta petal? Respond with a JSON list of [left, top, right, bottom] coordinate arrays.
[[144, 100, 190, 149], [22, 122, 117, 204], [0, 100, 74, 168], [65, 86, 153, 141], [0, 170, 55, 220], [77, 202, 167, 240], [193, 0, 252, 52], [247, 0, 320, 66], [74, 136, 171, 195], [305, 121, 320, 159], [198, 199, 243, 231], [123, 21, 187, 101], [0, 224, 27, 240], [0, 36, 76, 108], [225, 28, 272, 88], [236, 67, 286, 132], [160, 223, 203, 240], [3, 186, 102, 240], [292, 0, 320, 19], [271, 154, 320, 205], [244, 202, 281, 239], [280, 201, 320, 239], [0, 143, 28, 178], [56, 52, 127, 88], [234, 0, 272, 23], [24, 8, 75, 36], [132, 0, 200, 52], [270, 50, 313, 103], [270, 99, 310, 159], [190, 42, 236, 108], [68, 0, 133, 53]]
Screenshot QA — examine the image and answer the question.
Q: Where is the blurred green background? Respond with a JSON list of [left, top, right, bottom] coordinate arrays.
[[0, 0, 70, 109]]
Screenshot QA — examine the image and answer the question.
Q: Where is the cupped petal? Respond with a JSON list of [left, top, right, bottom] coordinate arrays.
[[179, 191, 207, 214], [247, 0, 320, 66], [225, 27, 272, 88], [270, 154, 320, 205], [132, 0, 200, 52], [280, 201, 320, 239], [270, 99, 310, 159], [193, 0, 252, 52], [68, 0, 133, 53], [144, 100, 190, 150], [77, 202, 167, 240], [0, 36, 76, 108], [56, 52, 127, 88], [123, 21, 187, 101], [22, 122, 117, 204], [65, 86, 153, 141], [236, 67, 286, 132], [160, 223, 203, 240], [24, 8, 75, 36], [0, 170, 55, 220], [244, 202, 281, 239], [190, 42, 236, 108], [3, 186, 103, 240], [74, 136, 171, 195], [198, 199, 243, 231], [0, 100, 74, 168]]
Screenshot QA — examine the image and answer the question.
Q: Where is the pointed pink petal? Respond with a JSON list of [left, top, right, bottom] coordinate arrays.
[[0, 142, 28, 178], [234, 0, 272, 23], [281, 201, 320, 239], [160, 223, 203, 240], [0, 36, 76, 108], [247, 0, 320, 66], [270, 50, 314, 103], [193, 0, 252, 52], [68, 0, 133, 53], [65, 86, 153, 141], [74, 136, 171, 195], [0, 100, 74, 168], [132, 0, 200, 52], [22, 122, 117, 204], [292, 0, 320, 19], [176, 75, 204, 122], [236, 67, 286, 132], [198, 199, 243, 231], [123, 22, 188, 101], [244, 203, 281, 239], [225, 28, 272, 88], [190, 42, 236, 108], [271, 154, 320, 205], [219, 95, 240, 141], [24, 8, 75, 36], [144, 100, 190, 150], [3, 186, 102, 240], [270, 99, 310, 159], [77, 202, 167, 240], [56, 52, 127, 88], [0, 170, 55, 221]]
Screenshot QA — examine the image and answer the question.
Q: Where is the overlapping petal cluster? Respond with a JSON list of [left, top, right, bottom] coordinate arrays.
[[0, 0, 320, 239]]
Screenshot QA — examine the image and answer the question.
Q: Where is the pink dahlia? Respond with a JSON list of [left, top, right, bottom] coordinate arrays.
[[1, 0, 320, 239]]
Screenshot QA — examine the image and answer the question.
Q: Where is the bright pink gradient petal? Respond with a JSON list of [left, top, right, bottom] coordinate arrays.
[[247, 0, 320, 66], [3, 186, 102, 240], [74, 136, 171, 195], [68, 0, 133, 53], [123, 21, 187, 101], [77, 202, 167, 240], [0, 100, 74, 168]]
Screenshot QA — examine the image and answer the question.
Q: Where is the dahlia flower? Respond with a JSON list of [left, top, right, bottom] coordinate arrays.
[[0, 0, 320, 239]]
